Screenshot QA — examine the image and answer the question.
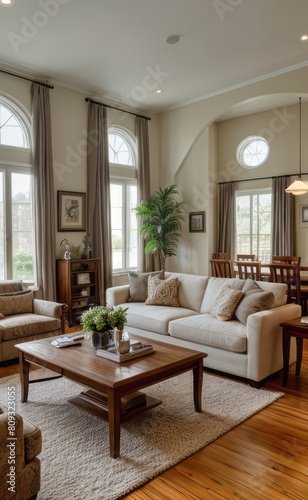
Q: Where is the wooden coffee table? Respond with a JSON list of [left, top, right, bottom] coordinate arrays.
[[16, 336, 206, 458]]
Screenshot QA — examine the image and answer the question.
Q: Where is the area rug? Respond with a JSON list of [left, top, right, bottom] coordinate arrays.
[[0, 370, 283, 500]]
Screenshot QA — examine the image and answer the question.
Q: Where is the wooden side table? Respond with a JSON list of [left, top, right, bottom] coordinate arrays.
[[280, 317, 308, 386]]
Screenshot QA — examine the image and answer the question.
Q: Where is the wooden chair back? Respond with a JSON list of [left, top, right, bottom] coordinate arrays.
[[236, 254, 256, 261], [235, 261, 261, 281], [268, 263, 301, 304], [210, 259, 234, 278], [212, 252, 228, 259], [272, 256, 301, 265]]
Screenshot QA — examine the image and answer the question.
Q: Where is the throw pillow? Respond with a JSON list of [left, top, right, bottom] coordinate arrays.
[[128, 271, 164, 302], [210, 285, 243, 321], [235, 290, 274, 325], [145, 276, 179, 307], [0, 290, 33, 317]]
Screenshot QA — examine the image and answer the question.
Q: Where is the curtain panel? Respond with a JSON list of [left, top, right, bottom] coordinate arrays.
[[216, 183, 235, 260], [87, 103, 112, 304], [135, 116, 155, 272], [31, 83, 56, 300], [271, 176, 294, 256]]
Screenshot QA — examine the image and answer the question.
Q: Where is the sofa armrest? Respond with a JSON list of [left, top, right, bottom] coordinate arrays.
[[33, 299, 65, 319], [106, 285, 130, 306], [246, 303, 301, 381]]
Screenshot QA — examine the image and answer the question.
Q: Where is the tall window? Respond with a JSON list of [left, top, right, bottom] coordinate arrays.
[[109, 127, 137, 272], [0, 97, 33, 282], [236, 190, 272, 263]]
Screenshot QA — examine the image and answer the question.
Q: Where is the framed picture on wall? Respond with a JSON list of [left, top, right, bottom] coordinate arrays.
[[300, 205, 308, 227], [189, 211, 205, 233], [58, 191, 86, 232]]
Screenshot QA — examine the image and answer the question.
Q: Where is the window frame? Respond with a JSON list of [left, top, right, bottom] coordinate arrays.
[[236, 135, 270, 169], [108, 126, 138, 274], [235, 188, 272, 264], [0, 95, 33, 283]]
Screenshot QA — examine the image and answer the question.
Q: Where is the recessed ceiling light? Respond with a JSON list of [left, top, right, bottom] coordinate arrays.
[[0, 0, 14, 5], [156, 90, 162, 94], [166, 35, 180, 45], [301, 34, 308, 41]]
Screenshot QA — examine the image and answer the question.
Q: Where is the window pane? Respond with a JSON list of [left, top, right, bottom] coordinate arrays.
[[108, 132, 133, 165], [12, 173, 33, 280], [236, 191, 271, 263], [0, 104, 27, 148]]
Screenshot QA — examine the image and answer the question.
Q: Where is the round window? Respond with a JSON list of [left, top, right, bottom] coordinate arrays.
[[236, 136, 269, 169]]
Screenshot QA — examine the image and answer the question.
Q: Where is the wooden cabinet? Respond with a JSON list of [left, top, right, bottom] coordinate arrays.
[[56, 258, 101, 325]]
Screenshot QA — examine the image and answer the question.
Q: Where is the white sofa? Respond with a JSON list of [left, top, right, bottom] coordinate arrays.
[[106, 272, 300, 386]]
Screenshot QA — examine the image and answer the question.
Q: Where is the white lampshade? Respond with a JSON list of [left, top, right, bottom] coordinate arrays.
[[285, 178, 308, 195]]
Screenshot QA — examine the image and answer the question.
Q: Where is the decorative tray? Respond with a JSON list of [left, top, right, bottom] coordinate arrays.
[[96, 341, 154, 363]]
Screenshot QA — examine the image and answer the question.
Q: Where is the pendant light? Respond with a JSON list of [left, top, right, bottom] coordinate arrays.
[[285, 97, 308, 195]]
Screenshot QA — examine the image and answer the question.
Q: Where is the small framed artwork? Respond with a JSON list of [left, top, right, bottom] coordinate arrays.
[[189, 211, 205, 233], [58, 191, 86, 232], [300, 205, 308, 227]]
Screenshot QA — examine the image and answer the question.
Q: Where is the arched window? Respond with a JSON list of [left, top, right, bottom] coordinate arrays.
[[0, 95, 33, 283], [0, 98, 31, 148], [108, 127, 138, 272]]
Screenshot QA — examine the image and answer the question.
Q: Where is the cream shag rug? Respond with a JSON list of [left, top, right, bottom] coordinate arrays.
[[0, 370, 283, 500]]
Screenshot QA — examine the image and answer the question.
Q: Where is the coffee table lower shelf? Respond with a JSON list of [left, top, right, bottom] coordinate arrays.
[[68, 389, 162, 423]]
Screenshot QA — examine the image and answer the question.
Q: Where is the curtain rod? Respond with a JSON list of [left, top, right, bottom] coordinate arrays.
[[85, 97, 151, 121], [218, 173, 308, 185], [0, 68, 54, 89]]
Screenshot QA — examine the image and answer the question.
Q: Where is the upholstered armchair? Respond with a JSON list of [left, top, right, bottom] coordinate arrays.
[[0, 280, 67, 363], [0, 405, 41, 499]]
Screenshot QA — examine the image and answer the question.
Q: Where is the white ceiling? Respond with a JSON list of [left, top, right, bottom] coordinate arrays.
[[0, 0, 308, 115]]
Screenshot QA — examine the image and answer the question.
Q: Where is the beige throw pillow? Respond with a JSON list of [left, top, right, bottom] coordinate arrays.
[[235, 280, 275, 325], [145, 276, 179, 307], [128, 271, 164, 302], [210, 285, 243, 321]]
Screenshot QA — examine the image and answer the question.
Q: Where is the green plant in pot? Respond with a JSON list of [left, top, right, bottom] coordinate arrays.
[[134, 184, 185, 272], [81, 306, 115, 348], [108, 306, 129, 345]]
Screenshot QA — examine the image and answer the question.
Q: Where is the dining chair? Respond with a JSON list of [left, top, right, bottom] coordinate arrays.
[[272, 256, 301, 265], [236, 254, 256, 261], [211, 252, 228, 259], [235, 261, 261, 281], [210, 259, 234, 278], [268, 263, 301, 305]]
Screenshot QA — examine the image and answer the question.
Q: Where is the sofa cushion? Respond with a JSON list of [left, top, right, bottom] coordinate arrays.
[[200, 277, 245, 313], [210, 285, 243, 321], [167, 273, 209, 312], [124, 302, 198, 335], [145, 276, 179, 307], [128, 271, 164, 302], [0, 290, 33, 317], [169, 313, 247, 353], [0, 314, 61, 341]]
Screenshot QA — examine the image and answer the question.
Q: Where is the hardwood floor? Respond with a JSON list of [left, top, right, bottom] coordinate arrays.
[[1, 330, 307, 499]]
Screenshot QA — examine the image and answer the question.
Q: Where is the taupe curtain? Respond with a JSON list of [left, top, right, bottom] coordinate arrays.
[[135, 116, 155, 271], [217, 183, 235, 260], [87, 103, 112, 304], [271, 176, 294, 256], [31, 83, 56, 300]]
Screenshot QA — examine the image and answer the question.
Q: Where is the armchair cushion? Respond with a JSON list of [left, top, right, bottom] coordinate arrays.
[[1, 314, 62, 341], [0, 291, 33, 317]]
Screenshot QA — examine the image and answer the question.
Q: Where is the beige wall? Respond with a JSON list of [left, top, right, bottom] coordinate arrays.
[[159, 66, 308, 273], [0, 74, 161, 264], [2, 64, 308, 274]]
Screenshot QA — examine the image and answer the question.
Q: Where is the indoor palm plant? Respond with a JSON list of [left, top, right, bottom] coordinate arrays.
[[134, 184, 185, 271]]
